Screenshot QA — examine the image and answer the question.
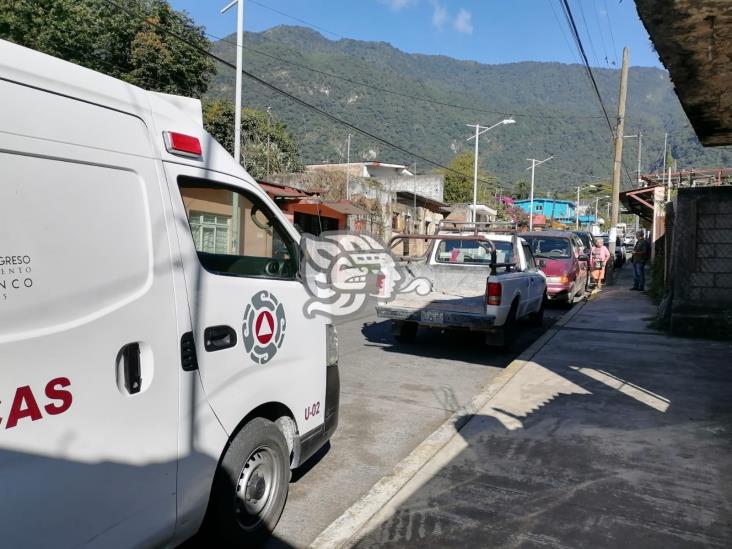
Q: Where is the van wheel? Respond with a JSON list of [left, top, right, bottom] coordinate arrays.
[[205, 417, 290, 546], [395, 320, 418, 343]]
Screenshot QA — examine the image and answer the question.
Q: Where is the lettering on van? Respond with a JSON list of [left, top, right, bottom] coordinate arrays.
[[0, 254, 34, 301], [0, 377, 72, 430], [242, 291, 286, 365]]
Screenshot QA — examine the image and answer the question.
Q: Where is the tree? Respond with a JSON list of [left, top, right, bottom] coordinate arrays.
[[203, 100, 304, 179], [0, 0, 215, 98], [441, 152, 494, 204], [513, 180, 530, 200]]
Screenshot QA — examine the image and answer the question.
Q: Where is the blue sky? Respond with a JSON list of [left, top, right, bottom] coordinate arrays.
[[168, 0, 662, 68]]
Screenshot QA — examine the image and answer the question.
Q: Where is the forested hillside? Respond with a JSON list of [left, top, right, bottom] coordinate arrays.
[[208, 25, 732, 193]]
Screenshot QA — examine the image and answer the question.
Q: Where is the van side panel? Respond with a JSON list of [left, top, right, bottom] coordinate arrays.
[[0, 80, 180, 547], [0, 79, 151, 156]]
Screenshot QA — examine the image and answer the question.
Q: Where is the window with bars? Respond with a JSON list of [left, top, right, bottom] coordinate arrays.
[[189, 212, 231, 254]]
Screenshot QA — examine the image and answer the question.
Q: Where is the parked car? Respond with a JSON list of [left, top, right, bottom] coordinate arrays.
[[376, 223, 546, 348], [523, 231, 588, 304], [573, 230, 594, 255], [601, 234, 626, 268]]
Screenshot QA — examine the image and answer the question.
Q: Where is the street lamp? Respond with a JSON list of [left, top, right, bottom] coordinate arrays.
[[575, 184, 597, 229], [526, 156, 553, 231], [466, 118, 516, 222], [594, 195, 610, 225]]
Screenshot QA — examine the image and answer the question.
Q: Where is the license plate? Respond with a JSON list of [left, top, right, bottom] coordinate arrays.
[[422, 311, 444, 323]]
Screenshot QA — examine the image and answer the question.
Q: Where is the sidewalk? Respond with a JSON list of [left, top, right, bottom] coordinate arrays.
[[347, 268, 732, 548]]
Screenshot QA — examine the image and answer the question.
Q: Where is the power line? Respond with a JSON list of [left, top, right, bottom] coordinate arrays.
[[575, 0, 601, 68], [603, 0, 620, 66], [589, 0, 612, 67], [558, 0, 615, 136], [547, 0, 581, 65], [100, 0, 516, 191], [248, 0, 344, 39], [206, 29, 604, 121]]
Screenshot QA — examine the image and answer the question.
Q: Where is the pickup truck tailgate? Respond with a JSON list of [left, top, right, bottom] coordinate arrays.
[[375, 290, 494, 329]]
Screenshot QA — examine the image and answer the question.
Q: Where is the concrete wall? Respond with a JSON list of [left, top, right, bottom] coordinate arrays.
[[669, 186, 732, 337], [377, 175, 444, 203]]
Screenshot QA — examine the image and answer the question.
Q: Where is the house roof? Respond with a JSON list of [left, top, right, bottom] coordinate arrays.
[[258, 181, 312, 198], [514, 198, 576, 206], [635, 0, 732, 146], [396, 191, 449, 212]]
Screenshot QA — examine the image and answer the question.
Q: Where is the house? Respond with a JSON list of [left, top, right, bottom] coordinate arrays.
[[258, 180, 370, 235], [514, 198, 576, 222]]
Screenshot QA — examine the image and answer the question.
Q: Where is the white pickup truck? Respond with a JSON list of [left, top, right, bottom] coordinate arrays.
[[376, 223, 547, 348]]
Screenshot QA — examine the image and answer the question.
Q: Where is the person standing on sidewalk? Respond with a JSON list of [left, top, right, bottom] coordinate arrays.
[[590, 237, 611, 290], [631, 230, 651, 291]]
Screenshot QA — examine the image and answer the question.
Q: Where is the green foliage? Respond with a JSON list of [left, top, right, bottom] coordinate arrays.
[[203, 99, 304, 179], [440, 152, 493, 203], [0, 0, 215, 97], [208, 26, 732, 193], [513, 180, 530, 199]]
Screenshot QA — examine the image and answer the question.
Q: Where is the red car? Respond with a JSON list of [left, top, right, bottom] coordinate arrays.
[[523, 231, 589, 304]]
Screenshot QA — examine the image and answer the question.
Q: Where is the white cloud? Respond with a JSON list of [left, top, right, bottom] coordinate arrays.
[[380, 0, 416, 10], [430, 0, 448, 29], [453, 8, 473, 34]]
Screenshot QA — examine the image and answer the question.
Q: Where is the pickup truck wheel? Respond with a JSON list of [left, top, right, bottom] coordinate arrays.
[[395, 320, 418, 343], [499, 302, 518, 350], [529, 294, 546, 326], [204, 417, 290, 546]]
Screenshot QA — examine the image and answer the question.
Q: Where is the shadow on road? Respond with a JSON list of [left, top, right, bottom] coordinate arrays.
[[351, 328, 732, 548]]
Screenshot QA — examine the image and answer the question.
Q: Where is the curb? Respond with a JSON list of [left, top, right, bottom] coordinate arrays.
[[309, 300, 588, 549]]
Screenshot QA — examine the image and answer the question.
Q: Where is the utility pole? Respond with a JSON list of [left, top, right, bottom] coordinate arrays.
[[221, 0, 244, 253], [637, 130, 642, 185], [662, 131, 668, 187], [527, 156, 553, 231], [266, 106, 271, 176], [466, 118, 515, 222], [345, 133, 351, 200], [413, 161, 417, 233], [609, 47, 629, 274], [221, 0, 245, 168]]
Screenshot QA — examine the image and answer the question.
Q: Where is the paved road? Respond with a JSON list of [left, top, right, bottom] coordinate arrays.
[[265, 303, 568, 548]]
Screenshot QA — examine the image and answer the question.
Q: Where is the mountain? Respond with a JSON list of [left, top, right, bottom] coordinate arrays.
[[208, 25, 732, 192]]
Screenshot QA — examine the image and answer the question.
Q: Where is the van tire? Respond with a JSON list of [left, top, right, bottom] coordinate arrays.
[[395, 320, 418, 343], [204, 417, 290, 546]]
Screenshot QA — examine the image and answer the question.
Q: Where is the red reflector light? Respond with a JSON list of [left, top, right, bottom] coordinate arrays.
[[164, 131, 202, 158], [487, 281, 502, 306]]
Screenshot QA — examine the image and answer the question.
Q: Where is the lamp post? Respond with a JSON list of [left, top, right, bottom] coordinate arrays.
[[526, 156, 553, 231], [575, 184, 597, 229], [221, 0, 244, 253], [594, 195, 610, 226], [466, 119, 516, 222]]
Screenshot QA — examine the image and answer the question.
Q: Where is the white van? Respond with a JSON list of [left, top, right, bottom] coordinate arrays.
[[0, 40, 339, 547]]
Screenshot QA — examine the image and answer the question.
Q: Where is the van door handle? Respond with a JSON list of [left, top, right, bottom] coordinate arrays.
[[121, 343, 142, 395], [204, 325, 237, 352]]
